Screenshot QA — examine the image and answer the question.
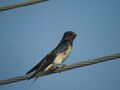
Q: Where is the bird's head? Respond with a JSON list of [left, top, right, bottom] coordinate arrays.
[[63, 31, 77, 42]]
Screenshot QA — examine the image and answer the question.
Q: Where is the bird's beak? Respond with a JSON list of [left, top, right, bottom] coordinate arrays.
[[75, 33, 77, 36]]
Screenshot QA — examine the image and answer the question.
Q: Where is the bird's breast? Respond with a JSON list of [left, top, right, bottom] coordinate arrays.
[[54, 45, 72, 65]]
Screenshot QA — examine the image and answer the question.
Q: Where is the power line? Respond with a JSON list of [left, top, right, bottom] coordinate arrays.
[[0, 0, 49, 12], [0, 53, 120, 86]]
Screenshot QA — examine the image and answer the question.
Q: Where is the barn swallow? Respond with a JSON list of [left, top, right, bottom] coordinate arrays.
[[26, 31, 77, 80]]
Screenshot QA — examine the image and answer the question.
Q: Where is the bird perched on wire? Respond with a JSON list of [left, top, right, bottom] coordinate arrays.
[[26, 31, 77, 81]]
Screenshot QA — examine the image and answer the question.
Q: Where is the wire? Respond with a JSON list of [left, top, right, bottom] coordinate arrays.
[[0, 53, 120, 86], [0, 0, 49, 12]]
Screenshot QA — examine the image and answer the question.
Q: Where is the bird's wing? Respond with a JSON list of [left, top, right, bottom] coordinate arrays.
[[26, 53, 55, 75], [26, 59, 44, 74]]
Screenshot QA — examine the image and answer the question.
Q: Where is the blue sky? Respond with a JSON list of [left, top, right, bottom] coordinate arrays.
[[0, 0, 120, 90]]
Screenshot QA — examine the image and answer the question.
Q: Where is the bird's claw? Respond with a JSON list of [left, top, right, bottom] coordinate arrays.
[[61, 64, 66, 67]]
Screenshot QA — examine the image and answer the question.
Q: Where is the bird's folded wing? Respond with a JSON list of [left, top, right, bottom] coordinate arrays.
[[26, 54, 55, 75]]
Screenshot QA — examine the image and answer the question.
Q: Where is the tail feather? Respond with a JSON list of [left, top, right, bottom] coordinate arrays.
[[28, 72, 43, 87], [27, 72, 37, 80], [27, 70, 43, 80], [28, 77, 39, 87]]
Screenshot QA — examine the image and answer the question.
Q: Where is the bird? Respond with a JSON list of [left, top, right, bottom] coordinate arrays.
[[26, 31, 77, 81]]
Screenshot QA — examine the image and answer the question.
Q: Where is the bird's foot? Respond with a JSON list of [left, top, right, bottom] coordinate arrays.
[[48, 66, 59, 72], [61, 64, 66, 67], [57, 64, 67, 73]]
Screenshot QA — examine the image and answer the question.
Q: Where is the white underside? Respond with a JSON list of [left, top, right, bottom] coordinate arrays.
[[45, 45, 72, 71]]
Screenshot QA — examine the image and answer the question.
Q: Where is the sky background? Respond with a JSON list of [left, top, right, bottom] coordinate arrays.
[[0, 0, 120, 90]]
